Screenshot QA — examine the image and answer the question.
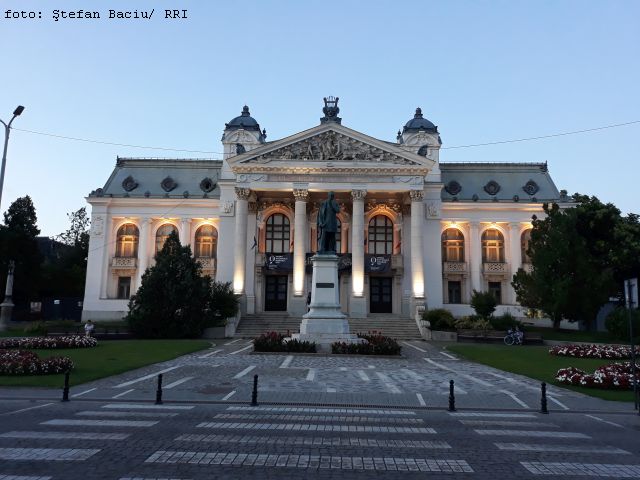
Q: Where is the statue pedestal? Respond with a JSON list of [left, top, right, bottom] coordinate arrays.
[[0, 300, 14, 332], [293, 254, 360, 346]]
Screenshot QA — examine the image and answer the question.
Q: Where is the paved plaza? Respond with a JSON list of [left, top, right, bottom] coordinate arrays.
[[0, 340, 639, 479]]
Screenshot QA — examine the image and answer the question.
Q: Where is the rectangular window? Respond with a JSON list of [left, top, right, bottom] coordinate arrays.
[[117, 277, 132, 299], [447, 281, 462, 304], [488, 281, 502, 304]]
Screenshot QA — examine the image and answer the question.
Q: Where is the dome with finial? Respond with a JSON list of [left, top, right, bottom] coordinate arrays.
[[403, 107, 438, 133], [225, 105, 262, 131]]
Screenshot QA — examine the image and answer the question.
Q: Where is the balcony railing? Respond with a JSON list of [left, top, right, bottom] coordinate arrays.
[[111, 257, 137, 269], [196, 257, 216, 269], [483, 262, 509, 274], [443, 261, 467, 274]]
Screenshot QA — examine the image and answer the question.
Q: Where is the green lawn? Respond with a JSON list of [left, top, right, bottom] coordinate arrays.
[[447, 344, 636, 402], [0, 339, 210, 388], [524, 326, 628, 344]]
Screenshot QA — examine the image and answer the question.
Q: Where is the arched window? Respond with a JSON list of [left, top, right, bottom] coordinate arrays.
[[265, 213, 290, 253], [482, 228, 505, 263], [195, 225, 218, 258], [335, 219, 342, 254], [441, 228, 465, 262], [368, 215, 393, 254], [521, 229, 532, 263], [155, 223, 178, 254], [116, 223, 139, 257]]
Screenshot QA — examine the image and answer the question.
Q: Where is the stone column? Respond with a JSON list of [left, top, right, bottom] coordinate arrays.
[[99, 214, 112, 299], [233, 187, 251, 295], [508, 222, 522, 305], [135, 217, 151, 291], [291, 188, 309, 315], [350, 189, 367, 318], [409, 190, 425, 299], [469, 221, 482, 295], [180, 218, 192, 246], [0, 261, 15, 329]]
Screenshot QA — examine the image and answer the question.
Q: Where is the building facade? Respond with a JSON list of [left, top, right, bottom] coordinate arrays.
[[82, 98, 566, 321]]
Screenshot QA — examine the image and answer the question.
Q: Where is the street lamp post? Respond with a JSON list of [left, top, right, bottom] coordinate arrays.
[[0, 105, 25, 209]]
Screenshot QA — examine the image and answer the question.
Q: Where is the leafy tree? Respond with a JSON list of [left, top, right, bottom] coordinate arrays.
[[126, 231, 238, 338], [0, 196, 42, 314], [470, 290, 496, 319]]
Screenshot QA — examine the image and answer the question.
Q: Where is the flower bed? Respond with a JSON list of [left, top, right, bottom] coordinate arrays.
[[0, 349, 74, 375], [0, 336, 98, 350], [556, 362, 640, 389], [332, 331, 402, 356], [253, 332, 317, 353], [549, 344, 639, 359]]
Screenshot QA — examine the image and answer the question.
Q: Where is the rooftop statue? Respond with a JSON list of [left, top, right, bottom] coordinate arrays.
[[317, 191, 340, 254]]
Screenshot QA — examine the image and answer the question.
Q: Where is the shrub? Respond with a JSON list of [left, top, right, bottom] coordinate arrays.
[[490, 313, 522, 331], [332, 332, 401, 355], [470, 290, 497, 319], [253, 332, 316, 353], [423, 309, 456, 331], [23, 321, 48, 336], [0, 335, 97, 349], [454, 315, 491, 331], [605, 307, 640, 340], [0, 349, 74, 375]]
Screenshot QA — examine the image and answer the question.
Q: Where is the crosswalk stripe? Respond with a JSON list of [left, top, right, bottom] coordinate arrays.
[[198, 349, 223, 358], [0, 431, 130, 440], [102, 403, 194, 410], [375, 372, 402, 394], [357, 370, 370, 381], [213, 413, 423, 424], [424, 358, 494, 387], [499, 389, 529, 409], [475, 429, 589, 439], [401, 341, 427, 353], [521, 461, 640, 477], [196, 422, 436, 434], [111, 388, 134, 399], [495, 443, 630, 454], [77, 410, 178, 418], [279, 355, 294, 368], [71, 388, 97, 398], [223, 339, 241, 345], [229, 344, 253, 355], [0, 448, 101, 461], [226, 406, 416, 415], [113, 366, 180, 388], [163, 376, 194, 389], [306, 368, 316, 381], [42, 419, 158, 428], [416, 393, 426, 406], [221, 390, 236, 401], [233, 365, 256, 379]]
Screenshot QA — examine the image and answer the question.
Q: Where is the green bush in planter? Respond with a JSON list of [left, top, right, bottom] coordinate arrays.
[[470, 290, 497, 319], [423, 309, 456, 331], [455, 315, 491, 331], [490, 312, 522, 331]]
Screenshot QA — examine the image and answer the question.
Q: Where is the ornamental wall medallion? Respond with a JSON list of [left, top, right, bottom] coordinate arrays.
[[522, 180, 539, 195], [161, 176, 177, 192], [483, 180, 501, 196], [91, 216, 104, 237], [121, 175, 138, 192], [445, 180, 462, 196], [200, 177, 216, 193]]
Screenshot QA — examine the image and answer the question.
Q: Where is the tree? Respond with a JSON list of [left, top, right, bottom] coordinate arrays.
[[57, 207, 90, 251], [126, 231, 238, 338], [470, 290, 497, 319], [0, 196, 42, 315], [512, 195, 639, 329]]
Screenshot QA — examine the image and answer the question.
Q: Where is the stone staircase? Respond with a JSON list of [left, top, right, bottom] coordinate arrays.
[[234, 313, 422, 340]]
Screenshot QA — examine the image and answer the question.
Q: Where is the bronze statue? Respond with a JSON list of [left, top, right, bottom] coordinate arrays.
[[317, 191, 340, 254]]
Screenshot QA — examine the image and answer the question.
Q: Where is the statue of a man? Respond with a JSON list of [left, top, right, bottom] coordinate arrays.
[[317, 191, 340, 254]]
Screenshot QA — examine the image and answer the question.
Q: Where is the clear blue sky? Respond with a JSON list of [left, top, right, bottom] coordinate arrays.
[[2, 0, 639, 235]]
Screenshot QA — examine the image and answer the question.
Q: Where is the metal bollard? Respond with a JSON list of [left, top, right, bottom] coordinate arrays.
[[251, 374, 259, 406], [62, 371, 70, 402], [448, 379, 456, 412], [540, 382, 549, 414], [155, 374, 163, 405]]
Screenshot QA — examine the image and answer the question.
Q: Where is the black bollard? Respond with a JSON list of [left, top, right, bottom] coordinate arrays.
[[448, 379, 456, 412], [251, 374, 259, 406], [62, 371, 70, 402], [540, 382, 549, 414], [155, 374, 163, 405]]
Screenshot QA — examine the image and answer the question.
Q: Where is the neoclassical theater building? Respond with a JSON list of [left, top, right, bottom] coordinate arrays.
[[82, 98, 566, 321]]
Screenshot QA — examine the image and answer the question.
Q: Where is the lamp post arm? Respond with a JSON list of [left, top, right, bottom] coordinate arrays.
[[0, 119, 14, 208]]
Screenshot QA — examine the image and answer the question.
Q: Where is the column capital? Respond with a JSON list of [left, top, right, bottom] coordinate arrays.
[[409, 190, 424, 201], [293, 188, 309, 202], [509, 221, 522, 230], [180, 217, 192, 224], [235, 187, 251, 200], [351, 189, 367, 201], [469, 221, 480, 229]]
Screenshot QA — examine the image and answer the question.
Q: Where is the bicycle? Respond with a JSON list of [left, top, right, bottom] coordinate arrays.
[[504, 329, 523, 346]]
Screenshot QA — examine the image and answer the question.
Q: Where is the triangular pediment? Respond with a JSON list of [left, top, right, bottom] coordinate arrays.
[[227, 123, 434, 173]]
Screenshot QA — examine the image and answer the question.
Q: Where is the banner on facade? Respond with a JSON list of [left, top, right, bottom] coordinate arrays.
[[305, 253, 352, 273], [365, 254, 391, 273], [265, 253, 293, 272]]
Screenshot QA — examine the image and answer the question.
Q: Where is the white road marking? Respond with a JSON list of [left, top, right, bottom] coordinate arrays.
[[547, 394, 570, 410], [367, 365, 375, 369], [0, 402, 54, 416], [71, 388, 97, 398], [439, 351, 458, 360], [163, 376, 194, 389], [441, 380, 467, 394], [111, 388, 134, 399], [233, 365, 256, 379], [585, 414, 623, 428], [499, 389, 529, 409], [198, 349, 223, 358], [223, 339, 241, 345], [375, 372, 402, 394], [0, 447, 100, 461], [402, 341, 427, 353], [424, 358, 494, 387], [229, 344, 253, 355], [102, 403, 194, 410], [496, 443, 630, 454], [43, 419, 158, 427], [306, 368, 316, 381], [475, 429, 590, 439], [339, 367, 348, 371], [279, 355, 293, 368], [521, 461, 640, 477], [484, 370, 563, 395], [196, 422, 437, 434], [416, 393, 426, 406], [221, 390, 236, 401], [77, 411, 178, 418], [450, 412, 536, 418], [0, 431, 130, 440], [402, 368, 425, 380], [227, 406, 416, 415], [327, 387, 337, 393], [356, 370, 370, 381], [113, 366, 180, 388]]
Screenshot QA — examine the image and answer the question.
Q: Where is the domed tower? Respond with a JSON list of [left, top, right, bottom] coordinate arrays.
[[221, 105, 267, 160], [397, 107, 442, 176]]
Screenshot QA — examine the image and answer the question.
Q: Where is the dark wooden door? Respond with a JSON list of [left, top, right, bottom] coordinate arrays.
[[265, 275, 288, 311], [370, 277, 392, 313]]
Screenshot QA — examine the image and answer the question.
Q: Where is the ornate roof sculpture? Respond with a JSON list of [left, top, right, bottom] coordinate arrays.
[[403, 108, 438, 133]]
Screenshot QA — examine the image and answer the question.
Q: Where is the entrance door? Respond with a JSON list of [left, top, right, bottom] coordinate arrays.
[[265, 275, 288, 311], [370, 277, 392, 313]]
